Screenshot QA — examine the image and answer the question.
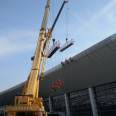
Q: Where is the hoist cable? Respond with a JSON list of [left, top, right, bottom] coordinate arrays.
[[65, 2, 69, 38]]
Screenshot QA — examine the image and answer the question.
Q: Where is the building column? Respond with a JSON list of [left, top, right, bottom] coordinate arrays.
[[48, 96, 53, 112], [64, 93, 71, 116], [88, 88, 98, 116]]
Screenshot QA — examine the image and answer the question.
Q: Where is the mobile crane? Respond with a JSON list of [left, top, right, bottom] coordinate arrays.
[[4, 0, 68, 116]]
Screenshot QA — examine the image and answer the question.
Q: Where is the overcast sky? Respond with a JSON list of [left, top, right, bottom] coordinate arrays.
[[0, 0, 116, 92]]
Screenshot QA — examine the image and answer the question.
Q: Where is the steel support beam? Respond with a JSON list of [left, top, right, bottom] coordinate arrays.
[[88, 88, 98, 116], [64, 93, 71, 116], [48, 96, 53, 112]]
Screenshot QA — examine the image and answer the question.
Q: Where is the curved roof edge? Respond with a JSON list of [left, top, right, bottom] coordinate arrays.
[[0, 82, 25, 96]]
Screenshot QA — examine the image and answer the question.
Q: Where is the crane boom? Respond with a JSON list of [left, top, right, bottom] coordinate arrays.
[[25, 0, 51, 97]]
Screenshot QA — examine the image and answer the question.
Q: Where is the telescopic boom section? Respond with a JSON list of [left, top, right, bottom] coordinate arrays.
[[25, 0, 51, 98], [25, 0, 68, 97], [41, 0, 51, 29]]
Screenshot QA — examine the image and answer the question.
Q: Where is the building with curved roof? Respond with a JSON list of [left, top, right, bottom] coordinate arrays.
[[0, 33, 116, 116]]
